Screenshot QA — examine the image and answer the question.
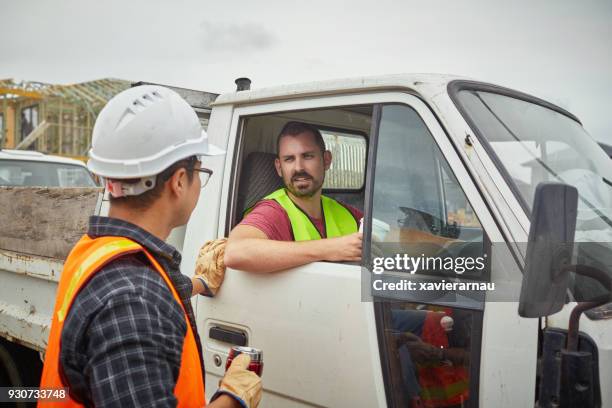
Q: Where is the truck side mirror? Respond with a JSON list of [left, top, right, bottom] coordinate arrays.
[[518, 183, 578, 318]]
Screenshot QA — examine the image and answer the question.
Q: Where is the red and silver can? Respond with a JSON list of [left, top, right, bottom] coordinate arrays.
[[225, 346, 264, 377]]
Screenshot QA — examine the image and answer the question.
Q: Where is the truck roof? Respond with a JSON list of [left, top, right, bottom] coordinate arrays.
[[213, 73, 469, 106], [0, 149, 88, 167], [213, 72, 581, 126]]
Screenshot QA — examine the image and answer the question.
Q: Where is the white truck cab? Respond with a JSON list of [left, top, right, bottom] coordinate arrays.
[[1, 74, 610, 407]]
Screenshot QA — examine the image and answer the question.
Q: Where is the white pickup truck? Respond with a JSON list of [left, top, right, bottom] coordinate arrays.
[[1, 74, 611, 408]]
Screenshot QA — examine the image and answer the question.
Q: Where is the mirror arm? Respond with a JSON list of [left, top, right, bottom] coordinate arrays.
[[564, 264, 612, 351]]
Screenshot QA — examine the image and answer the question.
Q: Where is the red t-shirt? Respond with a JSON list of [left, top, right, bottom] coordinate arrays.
[[240, 199, 363, 241]]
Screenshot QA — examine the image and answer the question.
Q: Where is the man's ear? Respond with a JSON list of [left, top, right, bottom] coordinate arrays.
[[168, 167, 188, 197], [274, 157, 282, 177], [323, 150, 332, 171]]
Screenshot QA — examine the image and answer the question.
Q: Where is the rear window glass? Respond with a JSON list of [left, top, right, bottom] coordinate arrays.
[[0, 159, 97, 187], [321, 129, 366, 190]]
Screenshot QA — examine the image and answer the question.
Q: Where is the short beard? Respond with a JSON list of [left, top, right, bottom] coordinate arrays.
[[286, 184, 318, 198], [284, 174, 323, 198]]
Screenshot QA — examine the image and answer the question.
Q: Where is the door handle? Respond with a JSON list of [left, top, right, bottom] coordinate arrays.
[[209, 326, 248, 346]]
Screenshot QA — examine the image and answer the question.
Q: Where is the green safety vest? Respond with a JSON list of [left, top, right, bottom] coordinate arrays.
[[256, 188, 358, 241]]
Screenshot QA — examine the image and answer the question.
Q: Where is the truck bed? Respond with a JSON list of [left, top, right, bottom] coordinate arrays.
[[0, 187, 103, 351]]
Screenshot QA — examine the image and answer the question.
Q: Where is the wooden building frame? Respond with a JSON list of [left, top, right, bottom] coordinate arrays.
[[0, 79, 131, 159]]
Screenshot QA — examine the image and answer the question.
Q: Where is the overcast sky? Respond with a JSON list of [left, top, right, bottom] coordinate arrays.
[[2, 0, 611, 143]]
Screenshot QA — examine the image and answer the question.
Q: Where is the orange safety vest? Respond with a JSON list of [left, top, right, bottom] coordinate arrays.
[[417, 311, 469, 408], [39, 235, 205, 407]]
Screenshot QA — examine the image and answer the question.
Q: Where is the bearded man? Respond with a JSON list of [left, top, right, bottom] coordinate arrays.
[[225, 121, 363, 273]]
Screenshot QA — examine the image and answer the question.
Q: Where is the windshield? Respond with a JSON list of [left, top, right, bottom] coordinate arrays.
[[456, 90, 612, 301], [0, 159, 97, 187]]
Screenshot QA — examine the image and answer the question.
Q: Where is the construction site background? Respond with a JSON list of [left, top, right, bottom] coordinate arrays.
[[0, 79, 131, 161]]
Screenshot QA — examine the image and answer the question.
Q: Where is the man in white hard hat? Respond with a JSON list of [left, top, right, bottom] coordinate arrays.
[[40, 85, 261, 408]]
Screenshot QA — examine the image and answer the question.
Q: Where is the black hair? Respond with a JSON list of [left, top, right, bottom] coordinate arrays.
[[108, 156, 197, 210], [276, 121, 326, 156]]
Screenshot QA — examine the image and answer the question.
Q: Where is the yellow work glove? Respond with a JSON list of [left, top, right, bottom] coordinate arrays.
[[195, 238, 227, 296], [211, 354, 262, 408]]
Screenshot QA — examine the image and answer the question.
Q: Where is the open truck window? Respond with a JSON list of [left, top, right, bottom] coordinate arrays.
[[229, 105, 372, 230]]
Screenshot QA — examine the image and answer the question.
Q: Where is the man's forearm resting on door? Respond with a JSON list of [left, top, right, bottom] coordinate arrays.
[[225, 225, 362, 273]]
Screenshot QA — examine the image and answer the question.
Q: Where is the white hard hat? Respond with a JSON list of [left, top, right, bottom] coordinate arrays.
[[87, 85, 224, 180]]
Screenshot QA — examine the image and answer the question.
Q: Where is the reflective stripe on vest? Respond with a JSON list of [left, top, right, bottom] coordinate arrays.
[[39, 235, 205, 408], [263, 188, 358, 241], [417, 311, 469, 407]]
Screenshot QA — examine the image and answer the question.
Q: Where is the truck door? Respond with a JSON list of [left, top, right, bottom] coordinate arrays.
[[187, 94, 385, 408], [185, 92, 539, 407]]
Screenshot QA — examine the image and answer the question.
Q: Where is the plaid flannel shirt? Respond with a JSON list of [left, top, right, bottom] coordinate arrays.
[[59, 216, 204, 407]]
